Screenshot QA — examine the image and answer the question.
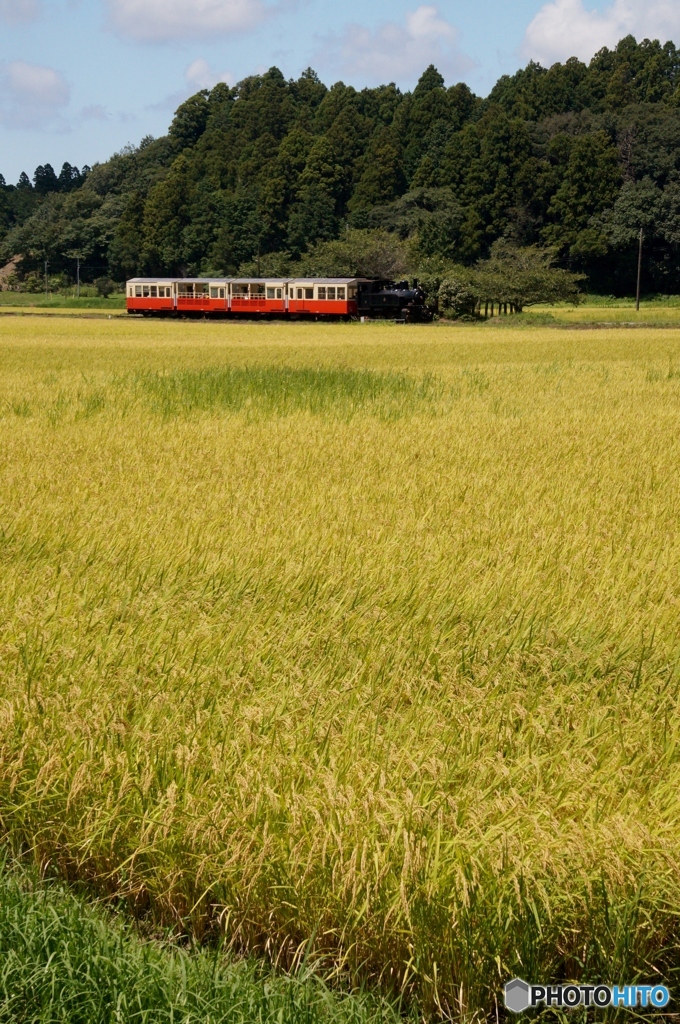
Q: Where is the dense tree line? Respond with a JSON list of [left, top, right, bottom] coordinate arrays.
[[3, 34, 680, 295], [0, 163, 88, 238]]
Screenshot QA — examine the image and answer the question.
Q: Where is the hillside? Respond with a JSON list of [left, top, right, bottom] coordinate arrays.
[[3, 34, 680, 294]]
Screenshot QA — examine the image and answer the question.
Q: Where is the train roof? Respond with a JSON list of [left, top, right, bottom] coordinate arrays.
[[231, 277, 364, 284], [127, 277, 370, 284], [127, 277, 231, 283]]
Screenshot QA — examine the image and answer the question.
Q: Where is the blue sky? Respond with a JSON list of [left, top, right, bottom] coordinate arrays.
[[1, 0, 679, 185]]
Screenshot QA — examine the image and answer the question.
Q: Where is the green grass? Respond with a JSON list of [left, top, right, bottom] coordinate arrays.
[[0, 856, 402, 1024], [534, 306, 680, 325], [0, 292, 126, 309], [136, 366, 447, 419], [555, 293, 680, 307], [2, 318, 680, 1020]]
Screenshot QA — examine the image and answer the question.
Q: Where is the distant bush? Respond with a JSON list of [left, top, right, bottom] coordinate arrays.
[[94, 277, 116, 298], [21, 271, 46, 293], [439, 271, 477, 318], [298, 229, 409, 281], [439, 243, 585, 317]]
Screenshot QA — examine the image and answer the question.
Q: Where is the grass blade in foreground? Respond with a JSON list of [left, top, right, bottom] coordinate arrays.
[[0, 856, 402, 1024]]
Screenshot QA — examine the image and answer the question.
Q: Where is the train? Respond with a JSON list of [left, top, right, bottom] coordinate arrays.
[[126, 276, 433, 322]]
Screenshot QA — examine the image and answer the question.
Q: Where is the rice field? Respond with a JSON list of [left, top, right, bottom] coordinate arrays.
[[0, 854, 400, 1024], [2, 317, 680, 1020], [537, 304, 680, 325]]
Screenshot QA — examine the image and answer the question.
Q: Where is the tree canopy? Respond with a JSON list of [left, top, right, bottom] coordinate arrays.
[[3, 37, 680, 294]]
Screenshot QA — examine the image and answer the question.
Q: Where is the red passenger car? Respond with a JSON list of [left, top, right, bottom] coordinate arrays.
[[230, 279, 287, 314], [126, 278, 175, 314], [176, 280, 229, 313], [126, 277, 384, 320], [287, 279, 358, 317]]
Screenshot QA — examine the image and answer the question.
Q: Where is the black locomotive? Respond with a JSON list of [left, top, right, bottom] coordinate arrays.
[[356, 279, 434, 322]]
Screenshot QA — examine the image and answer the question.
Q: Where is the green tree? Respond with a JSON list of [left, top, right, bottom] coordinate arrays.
[[210, 188, 264, 273], [368, 188, 465, 260], [438, 270, 478, 317], [108, 191, 145, 279], [440, 242, 583, 315], [33, 164, 59, 195], [602, 176, 662, 246], [299, 228, 409, 279], [543, 132, 621, 254], [348, 128, 406, 219], [57, 163, 83, 192], [658, 182, 680, 244], [140, 155, 199, 272], [169, 91, 211, 151], [286, 184, 339, 256]]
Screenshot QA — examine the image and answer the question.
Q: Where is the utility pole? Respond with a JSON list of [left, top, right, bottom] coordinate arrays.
[[44, 259, 49, 298], [76, 256, 80, 298], [636, 226, 643, 312]]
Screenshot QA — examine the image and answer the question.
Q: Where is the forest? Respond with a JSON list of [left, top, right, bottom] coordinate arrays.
[[3, 33, 680, 296]]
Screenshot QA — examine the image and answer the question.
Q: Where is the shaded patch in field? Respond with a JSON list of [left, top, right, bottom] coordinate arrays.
[[136, 366, 448, 420]]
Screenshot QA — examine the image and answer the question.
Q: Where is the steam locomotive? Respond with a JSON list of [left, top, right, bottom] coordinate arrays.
[[126, 276, 433, 322]]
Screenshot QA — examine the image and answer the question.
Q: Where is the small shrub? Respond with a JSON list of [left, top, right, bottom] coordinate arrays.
[[94, 277, 116, 298], [439, 274, 477, 318]]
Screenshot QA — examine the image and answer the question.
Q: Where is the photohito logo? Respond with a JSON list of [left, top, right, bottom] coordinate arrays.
[[504, 978, 670, 1013]]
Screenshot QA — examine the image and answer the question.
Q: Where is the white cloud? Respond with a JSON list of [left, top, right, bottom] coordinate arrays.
[[185, 58, 234, 90], [523, 0, 680, 67], [81, 104, 110, 120], [0, 60, 70, 129], [317, 5, 474, 86], [145, 60, 234, 114], [107, 0, 265, 41], [0, 0, 41, 23]]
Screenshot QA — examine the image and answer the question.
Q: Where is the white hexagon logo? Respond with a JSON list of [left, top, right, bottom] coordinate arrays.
[[505, 978, 531, 1013]]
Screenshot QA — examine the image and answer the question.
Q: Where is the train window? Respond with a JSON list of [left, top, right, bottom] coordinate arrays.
[[164, 287, 171, 297], [348, 286, 357, 299], [143, 286, 150, 297], [178, 283, 193, 295], [297, 288, 303, 299], [327, 287, 336, 300], [219, 288, 225, 299], [150, 286, 157, 297], [266, 287, 275, 299], [305, 288, 313, 299], [135, 285, 142, 297], [195, 283, 208, 295], [276, 288, 282, 299], [337, 287, 346, 300], [252, 284, 265, 296], [233, 284, 249, 295], [210, 287, 218, 298], [318, 287, 326, 300]]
